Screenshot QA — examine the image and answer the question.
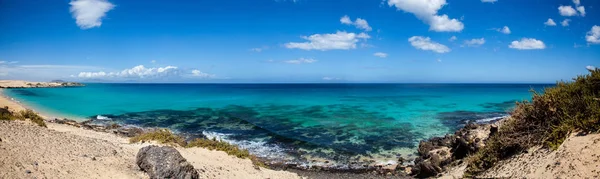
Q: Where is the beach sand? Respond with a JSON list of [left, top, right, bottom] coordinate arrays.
[[0, 90, 301, 179]]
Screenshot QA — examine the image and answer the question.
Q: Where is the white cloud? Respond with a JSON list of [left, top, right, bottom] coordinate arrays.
[[498, 26, 511, 34], [481, 0, 497, 3], [586, 65, 596, 70], [374, 52, 388, 58], [573, 0, 580, 5], [544, 18, 557, 26], [284, 58, 317, 64], [69, 0, 115, 29], [449, 36, 457, 41], [191, 69, 216, 78], [558, 6, 578, 16], [340, 15, 352, 24], [285, 31, 370, 51], [561, 19, 571, 26], [408, 36, 450, 53], [78, 71, 107, 78], [322, 77, 341, 81], [387, 0, 464, 32], [77, 65, 180, 79], [340, 15, 372, 31], [509, 38, 546, 50], [586, 25, 600, 44], [463, 38, 485, 47], [250, 46, 269, 52], [577, 6, 585, 16], [150, 60, 156, 64]]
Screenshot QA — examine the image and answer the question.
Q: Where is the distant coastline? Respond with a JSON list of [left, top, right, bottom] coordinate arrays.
[[0, 80, 84, 88]]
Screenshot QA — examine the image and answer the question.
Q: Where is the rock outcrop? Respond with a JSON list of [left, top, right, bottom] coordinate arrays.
[[136, 145, 199, 179], [411, 122, 499, 178]]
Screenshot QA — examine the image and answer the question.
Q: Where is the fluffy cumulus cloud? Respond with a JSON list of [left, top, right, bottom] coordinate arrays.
[[558, 2, 584, 17], [558, 6, 578, 16], [586, 65, 597, 70], [373, 52, 388, 58], [561, 19, 571, 27], [284, 58, 317, 64], [497, 26, 511, 34], [463, 38, 485, 47], [408, 36, 450, 53], [285, 31, 370, 51], [69, 0, 115, 29], [340, 15, 372, 31], [509, 38, 546, 50], [387, 0, 464, 32], [577, 6, 585, 16], [586, 25, 600, 44], [77, 65, 180, 79], [481, 0, 497, 3], [544, 18, 557, 26]]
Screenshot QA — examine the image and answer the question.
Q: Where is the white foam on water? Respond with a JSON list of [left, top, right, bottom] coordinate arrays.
[[96, 115, 111, 120], [475, 115, 508, 123], [201, 131, 291, 161]]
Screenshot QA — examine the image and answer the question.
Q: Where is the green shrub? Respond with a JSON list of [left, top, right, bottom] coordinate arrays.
[[465, 69, 600, 176], [19, 109, 47, 127], [0, 106, 17, 121], [0, 107, 46, 127], [129, 129, 187, 146], [186, 137, 250, 158]]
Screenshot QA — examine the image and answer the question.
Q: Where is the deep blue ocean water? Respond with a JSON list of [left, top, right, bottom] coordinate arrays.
[[3, 83, 552, 167]]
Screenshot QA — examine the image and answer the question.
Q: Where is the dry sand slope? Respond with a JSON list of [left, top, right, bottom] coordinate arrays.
[[0, 120, 149, 179], [479, 132, 600, 178], [0, 93, 300, 179]]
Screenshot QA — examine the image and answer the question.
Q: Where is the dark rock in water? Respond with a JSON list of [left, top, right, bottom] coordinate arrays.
[[136, 145, 199, 179], [53, 118, 80, 127], [411, 121, 501, 178]]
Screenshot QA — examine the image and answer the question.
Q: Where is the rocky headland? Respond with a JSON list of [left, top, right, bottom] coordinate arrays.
[[0, 80, 84, 88]]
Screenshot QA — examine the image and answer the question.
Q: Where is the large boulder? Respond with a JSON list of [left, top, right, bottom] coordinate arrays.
[[136, 145, 199, 179]]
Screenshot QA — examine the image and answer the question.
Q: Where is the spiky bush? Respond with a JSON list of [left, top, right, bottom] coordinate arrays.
[[466, 69, 600, 176]]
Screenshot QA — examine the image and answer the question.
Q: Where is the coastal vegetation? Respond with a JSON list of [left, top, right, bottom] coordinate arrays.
[[129, 129, 187, 146], [0, 107, 46, 127], [130, 129, 268, 168], [465, 69, 600, 176]]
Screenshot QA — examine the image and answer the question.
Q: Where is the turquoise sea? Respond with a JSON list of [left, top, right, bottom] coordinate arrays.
[[3, 83, 552, 167]]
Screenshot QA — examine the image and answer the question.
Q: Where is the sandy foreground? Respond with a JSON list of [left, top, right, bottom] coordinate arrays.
[[0, 90, 301, 179]]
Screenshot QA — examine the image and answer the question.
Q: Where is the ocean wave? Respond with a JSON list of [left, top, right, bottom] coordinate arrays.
[[475, 115, 508, 123], [201, 131, 291, 161], [96, 115, 111, 120]]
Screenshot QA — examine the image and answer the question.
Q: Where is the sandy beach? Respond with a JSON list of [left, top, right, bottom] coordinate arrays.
[[0, 89, 301, 179]]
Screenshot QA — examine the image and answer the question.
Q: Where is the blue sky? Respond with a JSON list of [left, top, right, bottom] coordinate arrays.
[[0, 0, 599, 83]]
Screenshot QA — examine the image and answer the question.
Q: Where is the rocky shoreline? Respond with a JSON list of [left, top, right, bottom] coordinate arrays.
[[56, 116, 414, 177], [59, 114, 506, 178], [410, 120, 500, 178]]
